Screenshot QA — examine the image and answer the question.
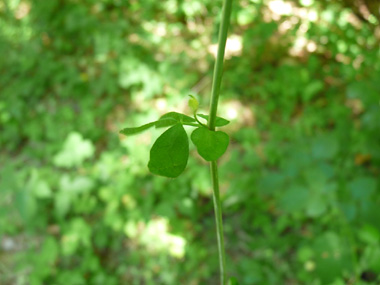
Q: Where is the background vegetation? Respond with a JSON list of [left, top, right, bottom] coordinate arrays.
[[1, 0, 379, 284]]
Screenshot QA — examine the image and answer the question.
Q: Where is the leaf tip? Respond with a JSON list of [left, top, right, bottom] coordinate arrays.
[[188, 94, 199, 112]]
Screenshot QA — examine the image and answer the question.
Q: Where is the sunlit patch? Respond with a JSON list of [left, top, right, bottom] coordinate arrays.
[[208, 35, 242, 59], [353, 55, 364, 69], [227, 107, 238, 120], [15, 2, 30, 20], [128, 33, 139, 43], [335, 53, 350, 65], [124, 218, 187, 259], [358, 2, 372, 22], [300, 0, 314, 7], [155, 98, 167, 112], [306, 41, 317, 52], [154, 22, 167, 37], [368, 14, 378, 25], [220, 100, 256, 128], [304, 260, 316, 271], [279, 20, 293, 33], [289, 36, 307, 56], [346, 12, 363, 28], [307, 9, 318, 22], [268, 0, 293, 16], [345, 98, 364, 115], [320, 36, 328, 45]]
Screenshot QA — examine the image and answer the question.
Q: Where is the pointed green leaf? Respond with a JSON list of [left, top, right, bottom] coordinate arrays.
[[119, 122, 156, 136], [191, 127, 229, 161], [148, 124, 189, 178], [198, 114, 230, 127]]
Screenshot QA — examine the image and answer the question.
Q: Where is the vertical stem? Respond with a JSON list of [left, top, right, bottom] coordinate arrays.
[[208, 0, 233, 131], [207, 0, 233, 284], [210, 160, 227, 284]]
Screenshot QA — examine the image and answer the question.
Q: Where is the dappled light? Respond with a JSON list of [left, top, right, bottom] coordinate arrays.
[[1, 0, 380, 283], [124, 218, 187, 259]]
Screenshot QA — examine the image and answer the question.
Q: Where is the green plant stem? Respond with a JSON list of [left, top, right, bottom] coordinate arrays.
[[194, 112, 207, 128], [210, 160, 227, 284], [207, 0, 233, 284], [208, 0, 233, 131]]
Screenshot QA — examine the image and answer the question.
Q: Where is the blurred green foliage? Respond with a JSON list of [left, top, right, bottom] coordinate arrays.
[[1, 0, 380, 284]]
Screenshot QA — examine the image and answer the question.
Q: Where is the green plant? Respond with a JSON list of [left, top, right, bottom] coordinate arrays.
[[3, 0, 380, 283], [120, 0, 233, 283]]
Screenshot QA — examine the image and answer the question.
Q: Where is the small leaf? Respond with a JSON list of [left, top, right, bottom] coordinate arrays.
[[160, 112, 196, 124], [148, 124, 189, 178], [198, 114, 230, 127], [120, 122, 156, 136], [191, 127, 229, 161], [188, 95, 199, 112]]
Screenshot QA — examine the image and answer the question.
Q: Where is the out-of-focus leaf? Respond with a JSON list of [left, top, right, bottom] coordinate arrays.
[[358, 224, 380, 245], [306, 195, 327, 218], [55, 192, 71, 218], [349, 177, 377, 201], [278, 185, 309, 213], [362, 246, 380, 273], [15, 189, 37, 222], [53, 132, 94, 168], [312, 232, 353, 283], [311, 135, 339, 160], [302, 81, 324, 102], [28, 170, 52, 198], [61, 218, 92, 256]]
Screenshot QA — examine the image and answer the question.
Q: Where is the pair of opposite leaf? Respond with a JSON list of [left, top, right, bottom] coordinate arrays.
[[120, 96, 230, 178]]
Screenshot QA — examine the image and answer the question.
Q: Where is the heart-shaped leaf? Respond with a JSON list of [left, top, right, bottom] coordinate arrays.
[[148, 124, 189, 178], [191, 127, 229, 161], [198, 114, 230, 127]]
